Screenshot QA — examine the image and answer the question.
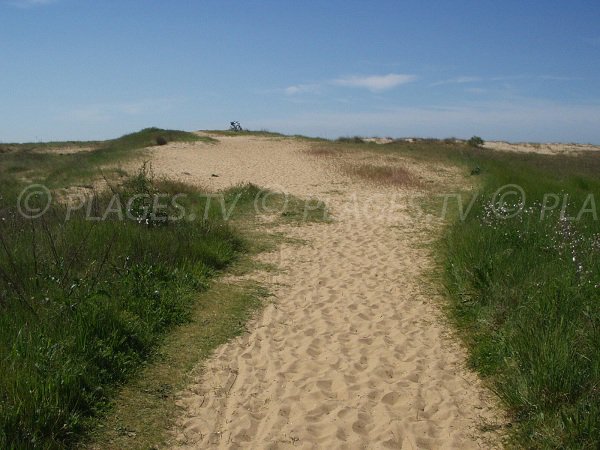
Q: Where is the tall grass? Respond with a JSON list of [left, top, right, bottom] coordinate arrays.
[[0, 165, 254, 448], [442, 150, 600, 447]]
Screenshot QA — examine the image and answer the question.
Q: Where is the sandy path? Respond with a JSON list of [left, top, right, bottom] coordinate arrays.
[[146, 135, 500, 449]]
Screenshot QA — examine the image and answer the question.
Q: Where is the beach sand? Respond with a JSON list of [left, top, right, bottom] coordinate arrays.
[[144, 134, 502, 449]]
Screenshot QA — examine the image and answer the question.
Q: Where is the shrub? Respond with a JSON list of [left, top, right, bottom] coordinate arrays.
[[155, 136, 167, 146], [336, 136, 364, 144], [468, 136, 484, 147]]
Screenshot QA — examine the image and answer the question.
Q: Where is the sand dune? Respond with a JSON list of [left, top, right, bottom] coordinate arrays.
[[483, 140, 600, 155], [146, 134, 502, 449]]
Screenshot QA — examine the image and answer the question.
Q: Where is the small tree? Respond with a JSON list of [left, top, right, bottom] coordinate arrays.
[[468, 136, 484, 147]]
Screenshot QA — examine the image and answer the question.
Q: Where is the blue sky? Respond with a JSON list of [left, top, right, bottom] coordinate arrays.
[[1, 0, 599, 143]]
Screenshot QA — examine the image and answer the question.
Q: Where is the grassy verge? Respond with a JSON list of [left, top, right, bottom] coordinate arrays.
[[83, 282, 268, 450], [0, 168, 244, 449], [442, 150, 600, 448], [0, 129, 326, 449]]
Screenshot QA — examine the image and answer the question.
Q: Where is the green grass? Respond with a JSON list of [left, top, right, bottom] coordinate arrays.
[[434, 147, 600, 448], [311, 136, 475, 163], [0, 169, 245, 449], [0, 127, 210, 189], [82, 280, 269, 450], [0, 170, 326, 448], [0, 124, 328, 448], [77, 181, 326, 450]]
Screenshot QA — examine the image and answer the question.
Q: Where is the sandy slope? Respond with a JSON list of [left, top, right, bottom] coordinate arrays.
[[146, 134, 502, 449], [483, 140, 600, 155]]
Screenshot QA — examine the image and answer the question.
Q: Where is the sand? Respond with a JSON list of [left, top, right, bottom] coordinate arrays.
[[483, 140, 600, 155], [144, 134, 502, 449]]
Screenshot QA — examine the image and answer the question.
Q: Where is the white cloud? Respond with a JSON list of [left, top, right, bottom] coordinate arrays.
[[538, 75, 584, 81], [284, 84, 320, 95], [431, 74, 581, 88], [333, 74, 417, 92]]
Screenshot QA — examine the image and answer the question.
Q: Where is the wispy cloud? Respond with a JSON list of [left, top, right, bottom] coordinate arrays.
[[538, 75, 584, 81], [333, 73, 417, 92], [282, 73, 417, 96], [430, 74, 583, 88], [6, 0, 57, 8], [490, 74, 583, 82], [284, 83, 321, 95]]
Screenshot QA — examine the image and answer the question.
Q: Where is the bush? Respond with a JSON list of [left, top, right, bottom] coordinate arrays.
[[155, 136, 167, 146], [467, 136, 484, 147], [336, 136, 364, 144]]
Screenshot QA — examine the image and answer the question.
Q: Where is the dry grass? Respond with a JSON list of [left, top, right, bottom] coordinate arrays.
[[304, 142, 423, 188], [343, 163, 421, 187], [304, 146, 341, 158]]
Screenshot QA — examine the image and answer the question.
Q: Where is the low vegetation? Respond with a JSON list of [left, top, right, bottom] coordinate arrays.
[[202, 129, 287, 138], [0, 127, 211, 189], [343, 163, 421, 187], [467, 135, 485, 147], [442, 149, 600, 448], [0, 169, 243, 448], [0, 129, 326, 449], [6, 127, 598, 448]]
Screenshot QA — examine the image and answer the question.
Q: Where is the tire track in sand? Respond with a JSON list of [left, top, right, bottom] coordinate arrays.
[[149, 135, 501, 449]]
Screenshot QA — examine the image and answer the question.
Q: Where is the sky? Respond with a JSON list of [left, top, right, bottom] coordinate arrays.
[[1, 0, 599, 143]]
